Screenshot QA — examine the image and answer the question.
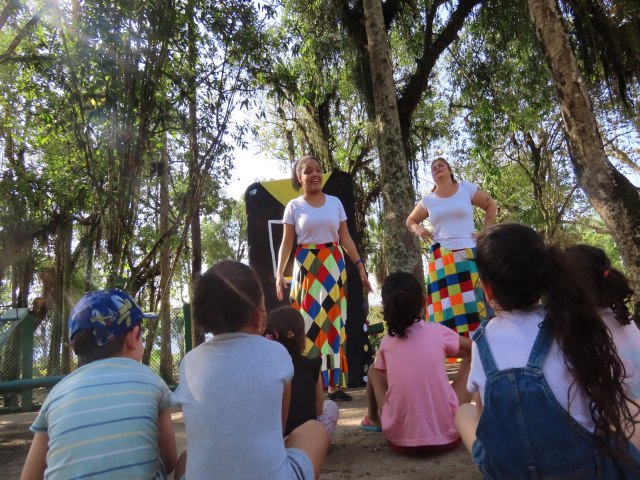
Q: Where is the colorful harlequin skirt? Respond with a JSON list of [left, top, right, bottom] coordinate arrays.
[[290, 242, 348, 388], [426, 243, 487, 337]]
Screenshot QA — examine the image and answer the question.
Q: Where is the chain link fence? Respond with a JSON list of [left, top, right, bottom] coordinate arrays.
[[0, 306, 188, 412], [2, 297, 388, 413]]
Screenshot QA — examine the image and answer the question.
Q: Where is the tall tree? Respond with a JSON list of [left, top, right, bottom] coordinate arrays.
[[527, 0, 640, 299], [363, 0, 421, 275]]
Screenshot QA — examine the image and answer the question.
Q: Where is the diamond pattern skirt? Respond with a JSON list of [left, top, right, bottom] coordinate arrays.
[[426, 242, 487, 337], [290, 242, 348, 388]]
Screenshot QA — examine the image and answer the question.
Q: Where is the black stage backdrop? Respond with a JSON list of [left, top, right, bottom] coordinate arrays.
[[245, 170, 367, 387]]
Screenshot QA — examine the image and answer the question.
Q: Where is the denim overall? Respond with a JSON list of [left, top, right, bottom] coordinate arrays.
[[471, 320, 640, 479]]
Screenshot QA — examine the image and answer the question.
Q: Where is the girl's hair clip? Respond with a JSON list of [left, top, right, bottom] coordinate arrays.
[[603, 269, 611, 278], [265, 331, 279, 341]]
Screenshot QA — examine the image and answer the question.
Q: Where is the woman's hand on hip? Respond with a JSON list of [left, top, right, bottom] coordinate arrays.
[[416, 225, 433, 242]]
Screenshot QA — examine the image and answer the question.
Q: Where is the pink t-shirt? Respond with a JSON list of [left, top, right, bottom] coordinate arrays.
[[374, 321, 460, 446]]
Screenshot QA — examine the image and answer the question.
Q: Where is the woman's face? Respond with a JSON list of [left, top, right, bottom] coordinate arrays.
[[298, 158, 323, 193], [431, 159, 452, 183]]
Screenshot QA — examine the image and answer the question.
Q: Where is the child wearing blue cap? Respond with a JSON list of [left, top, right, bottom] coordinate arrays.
[[21, 290, 178, 479]]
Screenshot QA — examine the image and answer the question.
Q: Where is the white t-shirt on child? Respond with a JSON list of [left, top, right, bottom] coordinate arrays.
[[468, 305, 595, 432], [282, 194, 347, 245], [420, 181, 477, 250]]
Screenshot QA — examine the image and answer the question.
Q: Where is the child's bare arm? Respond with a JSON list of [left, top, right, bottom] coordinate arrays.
[[456, 336, 473, 357], [158, 409, 178, 474], [315, 375, 324, 417], [21, 432, 48, 480]]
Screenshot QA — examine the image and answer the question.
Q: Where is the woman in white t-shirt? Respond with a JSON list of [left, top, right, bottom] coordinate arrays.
[[406, 157, 496, 403], [276, 155, 372, 401]]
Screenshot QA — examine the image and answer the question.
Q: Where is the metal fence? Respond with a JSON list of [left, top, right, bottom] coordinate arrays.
[[1, 297, 387, 413], [0, 306, 187, 413]]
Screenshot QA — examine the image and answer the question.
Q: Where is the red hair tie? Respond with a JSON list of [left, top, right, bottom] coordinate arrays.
[[265, 331, 279, 341], [603, 269, 611, 278]]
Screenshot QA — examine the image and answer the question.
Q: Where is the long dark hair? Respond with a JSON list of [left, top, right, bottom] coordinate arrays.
[[265, 306, 306, 356], [382, 272, 422, 339], [476, 224, 638, 459], [562, 244, 636, 325]]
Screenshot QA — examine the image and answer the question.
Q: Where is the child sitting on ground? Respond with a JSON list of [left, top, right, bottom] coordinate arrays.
[[563, 244, 640, 449], [171, 260, 329, 480], [361, 271, 471, 453], [265, 306, 339, 438], [21, 290, 177, 479], [456, 224, 640, 478]]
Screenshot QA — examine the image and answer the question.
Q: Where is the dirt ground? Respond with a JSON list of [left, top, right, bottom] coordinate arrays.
[[1, 387, 480, 479]]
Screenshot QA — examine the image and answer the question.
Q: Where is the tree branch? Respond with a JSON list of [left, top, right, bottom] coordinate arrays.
[[397, 0, 481, 135]]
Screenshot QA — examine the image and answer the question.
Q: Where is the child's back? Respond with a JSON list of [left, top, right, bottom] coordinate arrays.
[[171, 261, 328, 480], [22, 289, 176, 480], [363, 271, 470, 451], [456, 224, 640, 479], [173, 333, 296, 479], [265, 305, 339, 439], [286, 354, 322, 436], [376, 320, 460, 446], [32, 357, 172, 479]]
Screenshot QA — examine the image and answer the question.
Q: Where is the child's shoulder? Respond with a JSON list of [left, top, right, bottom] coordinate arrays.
[[46, 358, 169, 409], [293, 354, 321, 370]]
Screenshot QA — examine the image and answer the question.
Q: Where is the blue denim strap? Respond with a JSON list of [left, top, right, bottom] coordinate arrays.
[[526, 317, 553, 369], [472, 320, 498, 375]]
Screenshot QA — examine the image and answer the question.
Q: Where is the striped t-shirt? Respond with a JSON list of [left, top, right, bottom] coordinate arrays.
[[31, 357, 172, 479]]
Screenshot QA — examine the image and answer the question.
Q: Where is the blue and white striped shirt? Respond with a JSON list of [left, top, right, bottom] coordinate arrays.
[[31, 357, 172, 479]]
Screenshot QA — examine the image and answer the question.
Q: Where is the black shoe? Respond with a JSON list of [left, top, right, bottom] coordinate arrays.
[[328, 389, 352, 401]]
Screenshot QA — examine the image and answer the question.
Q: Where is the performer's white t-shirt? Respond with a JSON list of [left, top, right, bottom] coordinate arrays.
[[420, 181, 477, 250], [282, 194, 347, 244], [467, 305, 595, 432]]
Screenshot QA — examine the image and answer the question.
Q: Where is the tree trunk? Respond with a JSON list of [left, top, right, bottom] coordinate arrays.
[[187, 0, 205, 347], [61, 217, 73, 373], [362, 0, 422, 277], [48, 216, 65, 375], [159, 133, 173, 382], [527, 0, 640, 306]]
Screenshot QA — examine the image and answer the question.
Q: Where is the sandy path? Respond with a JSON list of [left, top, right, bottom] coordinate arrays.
[[1, 387, 481, 479]]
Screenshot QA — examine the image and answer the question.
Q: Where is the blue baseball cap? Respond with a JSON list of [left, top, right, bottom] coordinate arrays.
[[68, 290, 157, 347]]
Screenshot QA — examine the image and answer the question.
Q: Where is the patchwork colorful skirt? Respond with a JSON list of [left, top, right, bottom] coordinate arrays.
[[426, 243, 487, 337], [290, 242, 348, 388]]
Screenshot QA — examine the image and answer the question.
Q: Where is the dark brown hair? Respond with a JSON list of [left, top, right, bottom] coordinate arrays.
[[71, 323, 142, 366], [382, 272, 422, 338], [193, 260, 263, 334], [291, 155, 321, 191], [265, 306, 306, 356], [71, 331, 125, 366], [476, 223, 639, 460], [562, 244, 636, 325]]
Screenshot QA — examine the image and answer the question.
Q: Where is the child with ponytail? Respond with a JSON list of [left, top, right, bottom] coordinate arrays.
[[265, 306, 339, 438], [563, 244, 640, 449], [361, 271, 471, 453], [456, 224, 640, 478]]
